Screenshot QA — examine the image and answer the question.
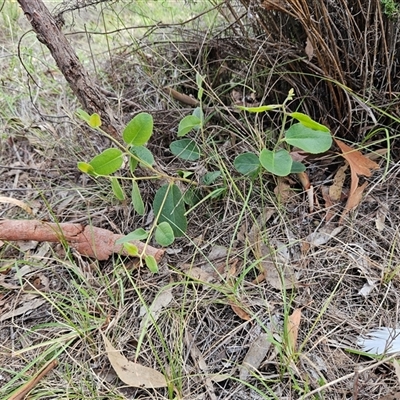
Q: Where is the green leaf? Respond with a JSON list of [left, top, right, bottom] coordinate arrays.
[[259, 148, 292, 176], [290, 161, 306, 173], [129, 156, 138, 173], [202, 171, 221, 185], [209, 187, 226, 199], [77, 162, 95, 175], [144, 255, 158, 273], [89, 113, 101, 128], [116, 228, 149, 244], [183, 188, 201, 206], [155, 222, 175, 246], [170, 139, 201, 161], [110, 177, 125, 200], [89, 148, 123, 175], [234, 152, 260, 176], [178, 115, 201, 137], [196, 73, 204, 101], [153, 184, 187, 237], [177, 170, 194, 179], [123, 243, 139, 256], [289, 112, 330, 132], [130, 145, 154, 167], [76, 109, 91, 123], [285, 123, 332, 153], [123, 112, 153, 145], [192, 107, 204, 124], [131, 181, 145, 215], [236, 104, 281, 113]]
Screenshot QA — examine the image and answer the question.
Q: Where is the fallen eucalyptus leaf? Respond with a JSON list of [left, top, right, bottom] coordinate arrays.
[[101, 333, 167, 388]]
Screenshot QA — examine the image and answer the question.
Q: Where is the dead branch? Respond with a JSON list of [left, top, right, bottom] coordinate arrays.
[[9, 359, 58, 400], [0, 219, 164, 262]]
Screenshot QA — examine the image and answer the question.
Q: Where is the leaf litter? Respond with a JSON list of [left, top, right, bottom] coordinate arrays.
[[334, 139, 379, 222], [138, 288, 173, 337], [101, 333, 167, 388], [287, 308, 302, 354], [1, 7, 400, 398]]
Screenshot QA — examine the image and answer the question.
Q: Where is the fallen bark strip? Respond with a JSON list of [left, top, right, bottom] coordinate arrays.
[[0, 219, 164, 262]]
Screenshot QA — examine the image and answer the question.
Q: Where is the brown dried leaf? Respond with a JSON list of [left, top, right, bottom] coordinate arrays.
[[183, 266, 215, 283], [229, 301, 251, 321], [290, 150, 308, 162], [23, 274, 50, 292], [305, 38, 314, 61], [0, 196, 33, 215], [185, 331, 217, 400], [306, 225, 344, 247], [297, 171, 310, 190], [139, 289, 173, 337], [339, 181, 368, 224], [321, 186, 335, 222], [287, 309, 302, 353], [239, 333, 271, 380], [329, 164, 348, 202], [375, 205, 388, 232], [101, 333, 167, 388], [274, 178, 295, 203], [334, 139, 379, 197], [0, 294, 46, 322], [254, 245, 299, 289]]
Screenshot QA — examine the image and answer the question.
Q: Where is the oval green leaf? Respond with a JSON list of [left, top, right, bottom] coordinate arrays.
[[178, 115, 201, 137], [153, 184, 187, 237], [130, 145, 154, 167], [236, 104, 281, 113], [289, 112, 330, 132], [183, 188, 201, 206], [234, 152, 260, 176], [77, 162, 95, 175], [144, 255, 158, 273], [116, 228, 149, 244], [131, 181, 145, 215], [89, 148, 123, 175], [259, 148, 292, 177], [196, 73, 204, 100], [123, 242, 139, 256], [110, 177, 125, 200], [76, 109, 91, 123], [202, 171, 221, 185], [170, 139, 201, 161], [290, 161, 306, 173], [155, 222, 175, 247], [123, 112, 153, 145], [89, 113, 101, 128], [192, 107, 204, 123], [285, 123, 332, 153], [129, 156, 138, 173]]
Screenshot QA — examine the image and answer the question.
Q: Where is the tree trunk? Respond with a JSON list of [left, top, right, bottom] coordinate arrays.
[[17, 0, 121, 140]]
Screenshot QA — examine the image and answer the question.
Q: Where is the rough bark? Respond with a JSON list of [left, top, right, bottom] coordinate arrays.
[[17, 0, 121, 140]]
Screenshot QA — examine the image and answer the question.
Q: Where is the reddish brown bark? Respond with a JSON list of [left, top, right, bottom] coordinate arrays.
[[0, 219, 164, 262], [17, 0, 121, 140]]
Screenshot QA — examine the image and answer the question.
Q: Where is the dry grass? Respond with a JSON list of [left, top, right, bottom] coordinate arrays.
[[1, 1, 400, 399]]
